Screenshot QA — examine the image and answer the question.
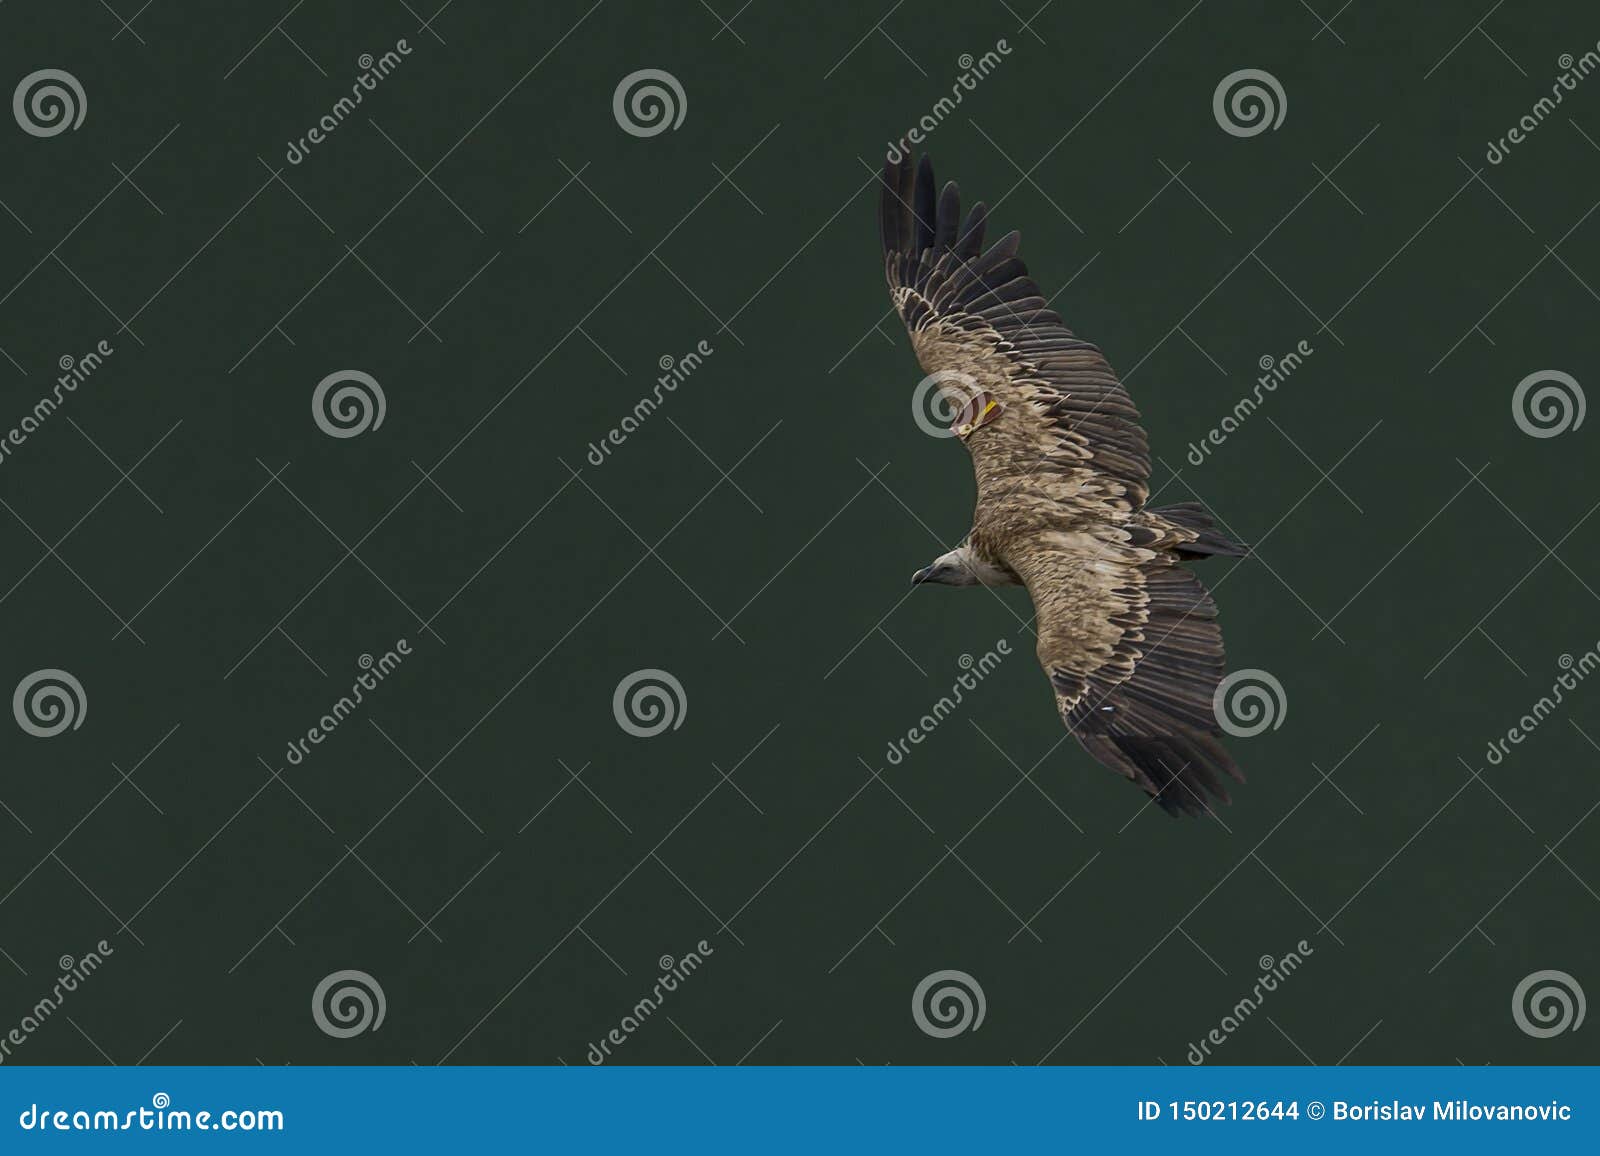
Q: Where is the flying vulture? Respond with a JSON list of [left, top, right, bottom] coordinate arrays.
[[881, 154, 1249, 817]]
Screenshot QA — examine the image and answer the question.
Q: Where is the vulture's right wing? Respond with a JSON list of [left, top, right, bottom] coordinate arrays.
[[1011, 535, 1243, 817]]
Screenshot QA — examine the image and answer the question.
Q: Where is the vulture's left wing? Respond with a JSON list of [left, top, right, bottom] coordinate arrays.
[[878, 153, 1150, 518]]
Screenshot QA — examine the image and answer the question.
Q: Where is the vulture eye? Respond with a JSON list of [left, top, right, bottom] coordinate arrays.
[[952, 391, 1001, 438]]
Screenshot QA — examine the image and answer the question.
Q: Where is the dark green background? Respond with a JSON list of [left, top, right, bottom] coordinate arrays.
[[1, 0, 1596, 1066]]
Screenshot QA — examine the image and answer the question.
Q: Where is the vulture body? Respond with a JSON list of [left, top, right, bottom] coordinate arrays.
[[881, 154, 1249, 818]]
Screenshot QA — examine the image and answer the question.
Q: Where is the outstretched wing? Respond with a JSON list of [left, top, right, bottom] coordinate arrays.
[[879, 153, 1150, 515], [880, 154, 1243, 816], [1012, 539, 1244, 817]]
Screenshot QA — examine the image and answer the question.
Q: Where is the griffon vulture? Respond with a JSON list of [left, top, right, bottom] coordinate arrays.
[[881, 154, 1249, 817]]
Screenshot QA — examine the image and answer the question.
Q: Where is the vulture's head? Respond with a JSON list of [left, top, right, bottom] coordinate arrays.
[[912, 541, 1020, 587], [911, 545, 982, 587]]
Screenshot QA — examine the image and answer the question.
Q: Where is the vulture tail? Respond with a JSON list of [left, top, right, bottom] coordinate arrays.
[[1151, 501, 1248, 559]]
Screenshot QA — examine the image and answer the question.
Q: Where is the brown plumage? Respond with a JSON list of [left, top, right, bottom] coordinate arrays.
[[881, 154, 1249, 818]]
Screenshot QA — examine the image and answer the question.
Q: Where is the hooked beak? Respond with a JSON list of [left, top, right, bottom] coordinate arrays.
[[910, 565, 934, 585]]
